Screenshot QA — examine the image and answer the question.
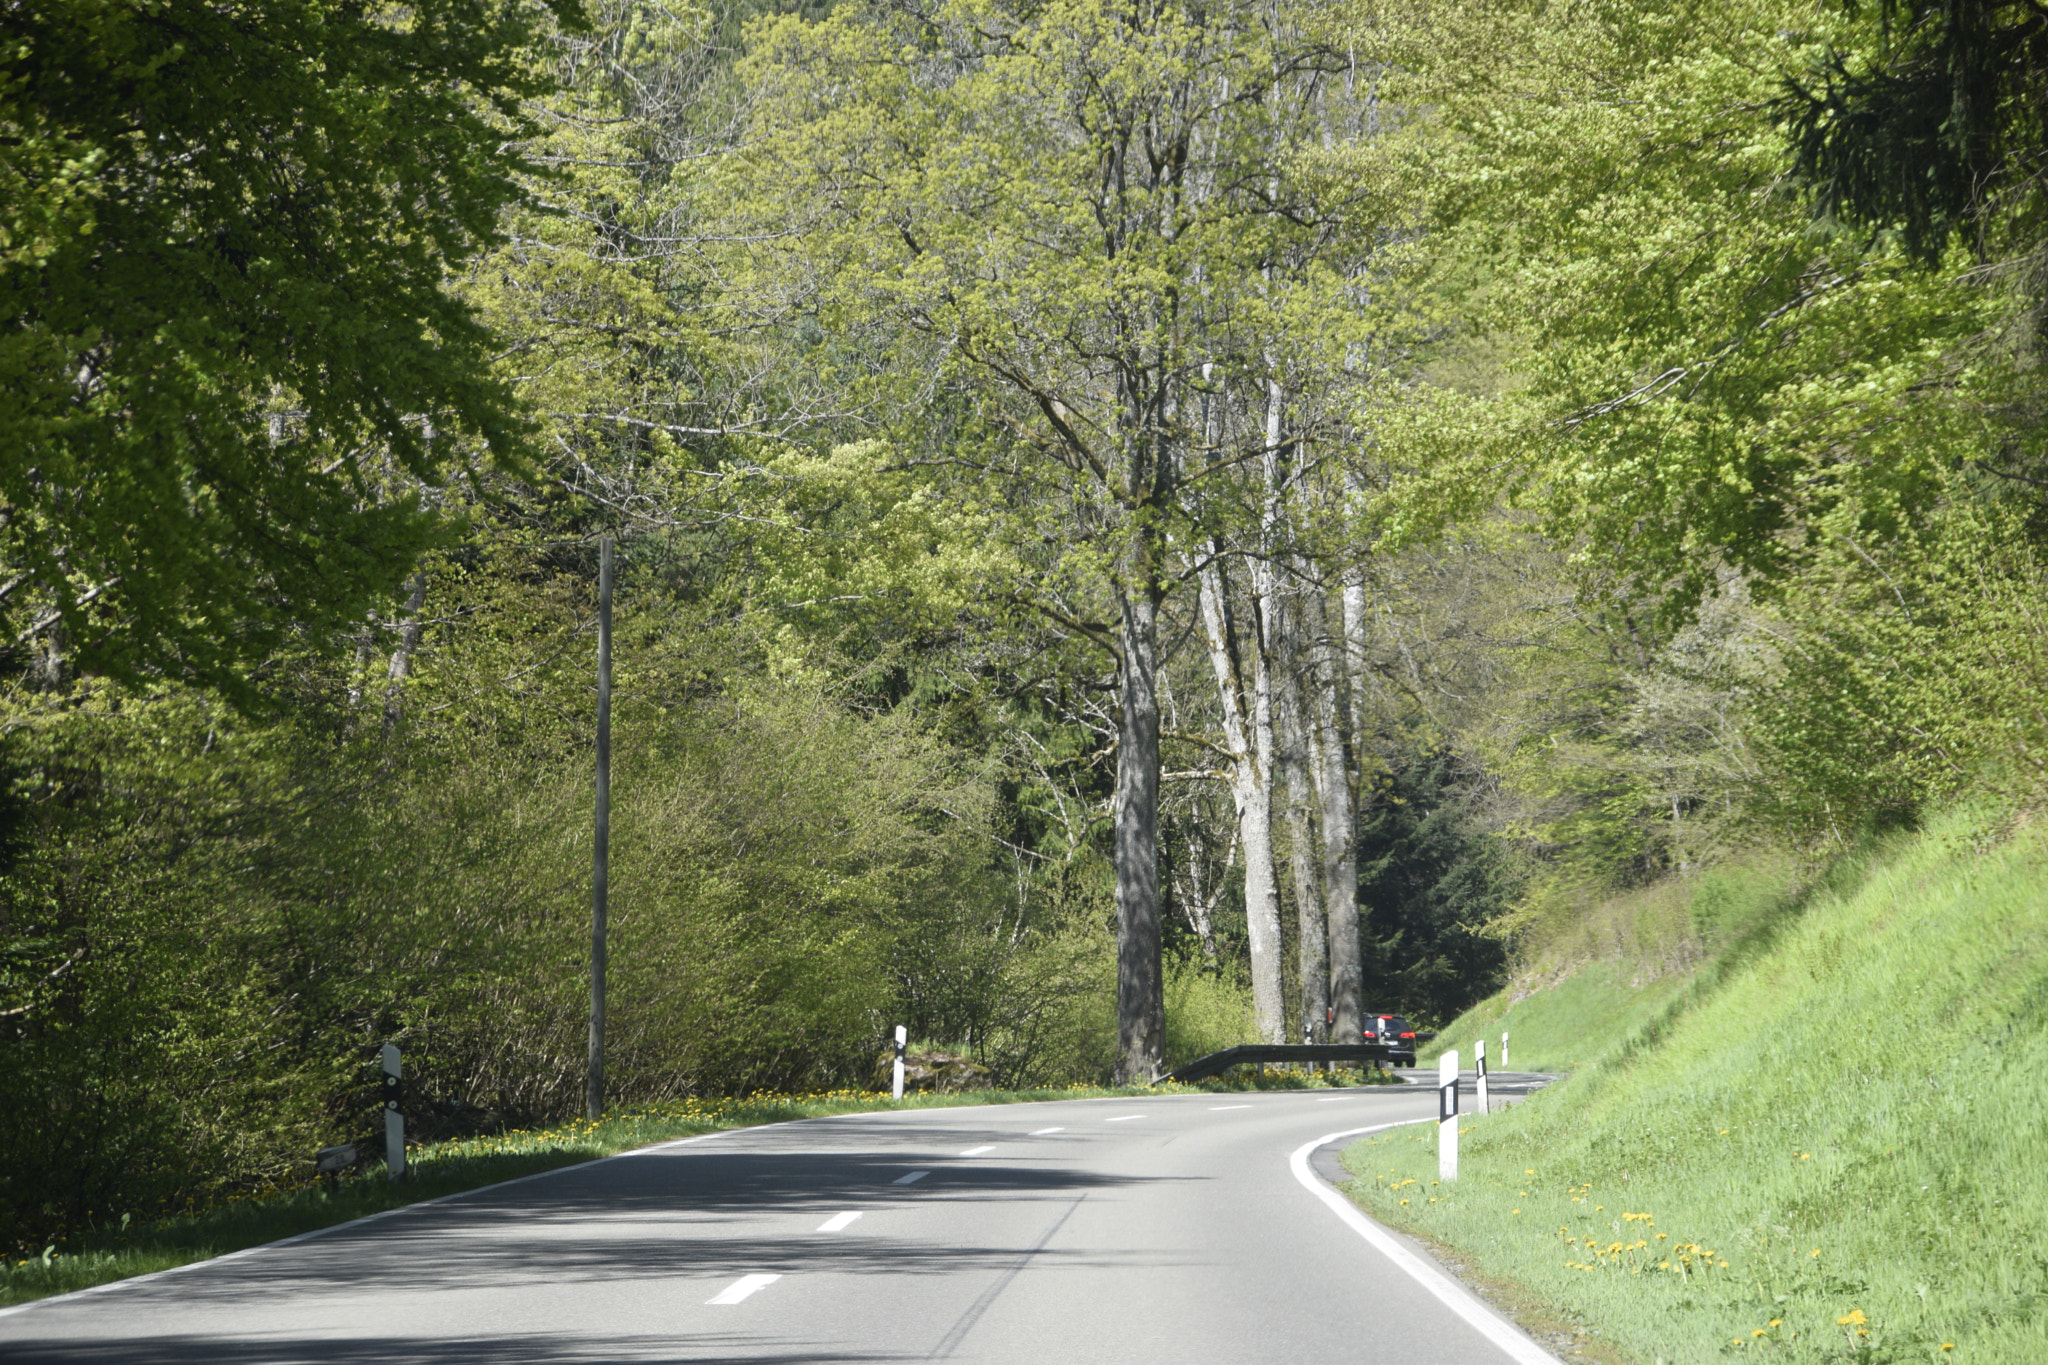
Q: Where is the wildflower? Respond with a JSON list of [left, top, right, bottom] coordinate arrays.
[[1752, 1330, 1767, 1338], [1941, 1345, 1954, 1352], [1836, 1310, 1868, 1327]]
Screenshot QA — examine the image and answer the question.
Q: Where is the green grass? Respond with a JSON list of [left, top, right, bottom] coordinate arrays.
[[1340, 803, 2048, 1364], [1429, 960, 1696, 1075], [0, 1083, 1136, 1308]]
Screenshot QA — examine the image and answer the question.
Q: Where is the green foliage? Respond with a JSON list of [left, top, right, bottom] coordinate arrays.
[[0, 0, 582, 694], [0, 611, 1018, 1251], [1161, 958, 1256, 1068]]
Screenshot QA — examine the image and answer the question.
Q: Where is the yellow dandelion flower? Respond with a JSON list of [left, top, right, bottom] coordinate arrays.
[[1836, 1310, 1868, 1326]]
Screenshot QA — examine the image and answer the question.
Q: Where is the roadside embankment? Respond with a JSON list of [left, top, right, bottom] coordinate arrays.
[[1343, 804, 2048, 1363]]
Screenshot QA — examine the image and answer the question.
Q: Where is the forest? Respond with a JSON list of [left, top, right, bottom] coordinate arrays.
[[4, 0, 2044, 1257]]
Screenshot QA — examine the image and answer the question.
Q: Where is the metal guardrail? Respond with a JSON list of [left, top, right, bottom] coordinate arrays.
[[1155, 1034, 1443, 1085], [1156, 1043, 1389, 1085]]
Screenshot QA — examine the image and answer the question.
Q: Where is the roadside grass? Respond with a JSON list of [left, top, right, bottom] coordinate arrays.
[[1428, 960, 1695, 1075], [1340, 803, 2048, 1364], [0, 1083, 1136, 1308]]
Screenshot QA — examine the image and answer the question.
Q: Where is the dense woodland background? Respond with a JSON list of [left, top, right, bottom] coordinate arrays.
[[4, 0, 2045, 1253]]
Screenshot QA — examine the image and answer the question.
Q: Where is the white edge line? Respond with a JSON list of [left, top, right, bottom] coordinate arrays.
[[1104, 1115, 1145, 1122], [0, 1128, 732, 1322], [959, 1145, 996, 1156], [1028, 1127, 1064, 1135], [1208, 1104, 1252, 1110], [1288, 1122, 1564, 1365]]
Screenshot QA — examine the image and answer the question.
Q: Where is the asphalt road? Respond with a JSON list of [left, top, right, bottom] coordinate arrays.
[[0, 1077, 1561, 1365]]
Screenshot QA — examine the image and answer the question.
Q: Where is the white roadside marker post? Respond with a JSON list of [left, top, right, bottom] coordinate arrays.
[[1501, 1029, 1509, 1070], [1438, 1049, 1459, 1182], [1475, 1038, 1490, 1116], [381, 1043, 405, 1182], [892, 1024, 907, 1101]]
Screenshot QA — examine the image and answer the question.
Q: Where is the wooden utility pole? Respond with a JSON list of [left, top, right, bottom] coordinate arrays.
[[587, 536, 612, 1122]]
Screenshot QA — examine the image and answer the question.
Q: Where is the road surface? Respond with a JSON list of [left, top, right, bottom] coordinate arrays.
[[0, 1078, 1560, 1364]]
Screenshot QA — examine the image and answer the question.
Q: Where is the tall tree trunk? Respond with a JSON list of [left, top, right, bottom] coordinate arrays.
[[1340, 564, 1372, 798], [1302, 585, 1363, 1040], [1113, 576, 1164, 1084], [1277, 625, 1327, 1044], [381, 572, 427, 738], [1195, 551, 1285, 1042]]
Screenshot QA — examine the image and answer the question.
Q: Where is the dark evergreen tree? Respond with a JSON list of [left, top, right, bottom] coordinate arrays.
[[1354, 748, 1517, 1028], [1779, 0, 2048, 266]]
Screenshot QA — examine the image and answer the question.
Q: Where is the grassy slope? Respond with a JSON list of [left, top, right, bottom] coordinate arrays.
[[1343, 805, 2048, 1365]]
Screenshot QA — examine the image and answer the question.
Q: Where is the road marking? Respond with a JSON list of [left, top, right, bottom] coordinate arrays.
[[893, 1169, 931, 1184], [1104, 1115, 1145, 1122], [960, 1144, 996, 1156], [1290, 1124, 1564, 1365], [1029, 1126, 1064, 1135], [817, 1212, 862, 1232], [707, 1274, 781, 1305], [1208, 1104, 1252, 1111], [1316, 1096, 1355, 1102]]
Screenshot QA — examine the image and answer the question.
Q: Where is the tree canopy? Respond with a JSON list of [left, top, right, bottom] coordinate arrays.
[[0, 0, 581, 696]]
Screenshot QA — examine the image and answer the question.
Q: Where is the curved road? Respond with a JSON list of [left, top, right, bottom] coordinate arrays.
[[0, 1079, 1560, 1364]]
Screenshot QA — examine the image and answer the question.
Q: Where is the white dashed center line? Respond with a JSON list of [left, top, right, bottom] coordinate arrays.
[[1105, 1115, 1146, 1122], [707, 1274, 781, 1305], [892, 1169, 931, 1184], [816, 1212, 862, 1232], [1315, 1096, 1354, 1102], [1208, 1104, 1252, 1111], [960, 1145, 996, 1156], [1029, 1127, 1064, 1135]]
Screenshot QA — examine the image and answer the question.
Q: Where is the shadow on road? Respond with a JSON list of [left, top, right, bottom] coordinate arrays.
[[0, 1145, 1176, 1364]]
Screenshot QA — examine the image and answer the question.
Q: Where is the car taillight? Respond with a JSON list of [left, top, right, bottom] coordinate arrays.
[[1400, 1032, 1415, 1039]]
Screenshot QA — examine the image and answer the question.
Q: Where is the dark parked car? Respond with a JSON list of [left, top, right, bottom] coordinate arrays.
[[1364, 1013, 1418, 1068]]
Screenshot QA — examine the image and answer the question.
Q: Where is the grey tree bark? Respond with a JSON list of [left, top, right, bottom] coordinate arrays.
[[1277, 628, 1327, 1044], [380, 573, 427, 737], [1301, 584, 1363, 1039], [1195, 550, 1285, 1043], [1113, 576, 1165, 1084]]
